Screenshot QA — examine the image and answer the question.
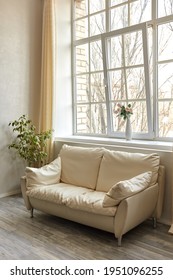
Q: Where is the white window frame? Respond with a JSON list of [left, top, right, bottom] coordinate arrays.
[[102, 23, 153, 139], [72, 0, 173, 141], [154, 15, 173, 140]]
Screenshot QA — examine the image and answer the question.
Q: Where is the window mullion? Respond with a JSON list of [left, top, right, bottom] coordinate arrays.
[[122, 34, 128, 102], [101, 35, 112, 135], [142, 24, 153, 138], [152, 22, 158, 138], [106, 0, 110, 32]]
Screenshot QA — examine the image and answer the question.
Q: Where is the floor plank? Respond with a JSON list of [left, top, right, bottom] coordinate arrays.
[[0, 195, 173, 260]]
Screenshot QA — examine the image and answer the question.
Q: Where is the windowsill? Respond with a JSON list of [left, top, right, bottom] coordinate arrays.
[[54, 135, 173, 152]]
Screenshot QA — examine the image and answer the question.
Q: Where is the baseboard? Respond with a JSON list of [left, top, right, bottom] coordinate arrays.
[[0, 189, 21, 198]]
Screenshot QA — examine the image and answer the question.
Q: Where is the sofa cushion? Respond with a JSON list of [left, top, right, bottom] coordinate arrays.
[[26, 183, 117, 216], [103, 171, 152, 207], [26, 183, 92, 203], [96, 150, 160, 192], [65, 188, 117, 216], [25, 157, 61, 187], [59, 144, 103, 189]]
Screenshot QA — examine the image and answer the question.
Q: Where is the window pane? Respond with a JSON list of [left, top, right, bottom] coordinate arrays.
[[75, 17, 88, 40], [111, 5, 128, 30], [91, 104, 107, 134], [76, 75, 89, 103], [75, 44, 89, 74], [90, 41, 103, 71], [76, 103, 107, 134], [90, 12, 105, 36], [126, 67, 146, 99], [112, 107, 126, 132], [91, 72, 105, 102], [132, 101, 148, 133], [75, 0, 88, 19], [112, 101, 148, 133], [159, 101, 173, 137], [76, 104, 90, 133], [158, 22, 173, 62], [109, 70, 126, 100], [109, 36, 123, 69], [130, 0, 151, 25], [158, 0, 173, 18], [158, 63, 173, 99], [124, 31, 144, 66], [90, 0, 105, 14]]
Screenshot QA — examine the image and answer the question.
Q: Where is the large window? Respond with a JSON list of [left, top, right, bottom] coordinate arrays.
[[72, 0, 173, 140]]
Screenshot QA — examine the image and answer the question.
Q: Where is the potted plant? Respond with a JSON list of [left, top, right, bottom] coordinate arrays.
[[8, 115, 52, 167], [114, 103, 133, 120]]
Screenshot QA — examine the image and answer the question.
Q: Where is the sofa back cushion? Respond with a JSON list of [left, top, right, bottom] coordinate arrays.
[[103, 171, 152, 207], [59, 144, 103, 189], [96, 149, 160, 192], [25, 157, 61, 187]]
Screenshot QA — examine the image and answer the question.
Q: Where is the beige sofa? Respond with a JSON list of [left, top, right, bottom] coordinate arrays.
[[21, 144, 165, 246]]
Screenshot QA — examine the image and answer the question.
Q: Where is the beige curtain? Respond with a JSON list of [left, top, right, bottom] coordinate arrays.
[[39, 0, 55, 164]]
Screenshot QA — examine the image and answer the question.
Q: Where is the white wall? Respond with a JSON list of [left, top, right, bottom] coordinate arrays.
[[0, 0, 43, 197], [0, 0, 72, 197], [53, 0, 72, 137]]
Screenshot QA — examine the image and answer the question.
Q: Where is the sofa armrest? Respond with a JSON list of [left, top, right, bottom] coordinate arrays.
[[114, 184, 158, 240], [21, 176, 32, 210]]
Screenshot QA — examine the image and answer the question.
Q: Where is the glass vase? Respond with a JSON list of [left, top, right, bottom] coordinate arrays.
[[125, 117, 132, 140]]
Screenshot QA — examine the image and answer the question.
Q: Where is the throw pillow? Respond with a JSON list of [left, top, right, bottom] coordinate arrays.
[[103, 171, 152, 207], [25, 157, 61, 187]]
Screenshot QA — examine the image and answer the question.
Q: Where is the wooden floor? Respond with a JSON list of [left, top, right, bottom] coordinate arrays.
[[0, 194, 173, 260]]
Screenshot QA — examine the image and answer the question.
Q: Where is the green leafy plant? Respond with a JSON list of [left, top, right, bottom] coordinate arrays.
[[8, 115, 52, 166]]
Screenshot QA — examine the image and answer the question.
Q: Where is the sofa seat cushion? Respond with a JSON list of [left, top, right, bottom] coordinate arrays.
[[103, 171, 152, 207], [59, 144, 104, 190], [96, 150, 160, 192], [26, 183, 116, 216], [65, 189, 117, 216]]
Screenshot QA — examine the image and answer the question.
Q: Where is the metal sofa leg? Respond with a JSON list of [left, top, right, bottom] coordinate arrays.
[[118, 236, 122, 246]]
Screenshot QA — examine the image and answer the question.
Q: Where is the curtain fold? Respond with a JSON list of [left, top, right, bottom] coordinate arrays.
[[39, 0, 55, 164]]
